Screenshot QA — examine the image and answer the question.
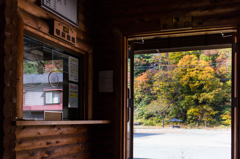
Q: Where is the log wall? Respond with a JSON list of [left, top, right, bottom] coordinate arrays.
[[92, 0, 240, 158], [0, 0, 6, 157], [1, 0, 95, 158], [15, 125, 91, 159], [2, 0, 18, 158]]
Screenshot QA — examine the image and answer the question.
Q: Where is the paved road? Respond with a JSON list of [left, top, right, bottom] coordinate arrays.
[[134, 129, 231, 159]]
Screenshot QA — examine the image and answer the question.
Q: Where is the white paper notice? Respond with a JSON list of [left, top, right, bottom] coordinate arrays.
[[99, 70, 113, 92], [69, 56, 78, 82], [69, 83, 78, 108], [42, 0, 78, 25]]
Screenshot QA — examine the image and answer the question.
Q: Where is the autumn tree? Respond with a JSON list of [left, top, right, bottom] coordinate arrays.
[[152, 55, 225, 125], [134, 49, 232, 127]]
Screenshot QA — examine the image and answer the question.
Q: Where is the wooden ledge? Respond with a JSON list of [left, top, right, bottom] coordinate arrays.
[[16, 120, 110, 126]]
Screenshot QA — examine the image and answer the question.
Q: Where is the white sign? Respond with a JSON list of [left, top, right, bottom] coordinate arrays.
[[42, 0, 78, 26], [99, 70, 113, 92], [69, 56, 78, 82], [69, 83, 78, 108]]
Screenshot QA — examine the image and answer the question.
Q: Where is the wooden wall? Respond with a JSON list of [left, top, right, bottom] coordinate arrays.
[[2, 0, 240, 158], [15, 125, 91, 159], [1, 0, 95, 158], [2, 0, 18, 158], [92, 0, 240, 158], [0, 0, 6, 158]]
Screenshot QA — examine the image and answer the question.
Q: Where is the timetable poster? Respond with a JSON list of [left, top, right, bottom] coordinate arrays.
[[99, 70, 114, 92], [42, 0, 78, 25], [69, 56, 78, 82], [69, 83, 78, 108]]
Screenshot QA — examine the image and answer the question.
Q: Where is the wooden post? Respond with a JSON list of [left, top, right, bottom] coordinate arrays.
[[0, 0, 6, 157], [16, 11, 24, 120], [2, 0, 18, 158], [88, 49, 93, 120]]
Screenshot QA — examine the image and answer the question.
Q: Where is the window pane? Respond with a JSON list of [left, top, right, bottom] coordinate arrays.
[[23, 36, 82, 120]]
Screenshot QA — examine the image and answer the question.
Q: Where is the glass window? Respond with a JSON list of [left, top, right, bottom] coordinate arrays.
[[23, 36, 82, 120]]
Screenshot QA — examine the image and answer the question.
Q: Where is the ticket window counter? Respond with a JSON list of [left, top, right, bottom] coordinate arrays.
[[22, 35, 83, 120]]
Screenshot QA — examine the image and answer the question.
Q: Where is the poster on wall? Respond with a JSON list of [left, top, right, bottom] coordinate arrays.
[[41, 0, 78, 26], [69, 83, 78, 108], [99, 70, 113, 92], [69, 56, 78, 82]]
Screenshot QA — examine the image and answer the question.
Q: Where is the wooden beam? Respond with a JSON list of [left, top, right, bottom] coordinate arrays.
[[23, 25, 86, 54], [97, 0, 240, 14], [16, 125, 89, 138], [18, 9, 49, 34], [46, 151, 90, 159], [16, 142, 90, 159], [99, 4, 240, 27], [15, 133, 90, 151], [16, 11, 24, 119], [16, 120, 110, 126]]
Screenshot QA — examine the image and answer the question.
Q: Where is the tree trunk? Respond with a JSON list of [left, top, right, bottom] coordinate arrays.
[[162, 118, 164, 128]]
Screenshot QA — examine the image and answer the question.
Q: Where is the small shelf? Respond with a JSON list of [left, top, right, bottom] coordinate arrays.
[[16, 120, 110, 126]]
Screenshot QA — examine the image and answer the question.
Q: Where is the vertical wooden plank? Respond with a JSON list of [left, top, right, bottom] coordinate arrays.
[[3, 0, 18, 158], [88, 49, 93, 120], [129, 40, 134, 159], [0, 0, 6, 158], [113, 29, 123, 159], [236, 26, 240, 159], [232, 32, 237, 159], [83, 53, 89, 120], [123, 36, 128, 159], [16, 11, 24, 119]]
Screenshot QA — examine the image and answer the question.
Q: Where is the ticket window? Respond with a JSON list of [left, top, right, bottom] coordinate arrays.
[[23, 35, 82, 120]]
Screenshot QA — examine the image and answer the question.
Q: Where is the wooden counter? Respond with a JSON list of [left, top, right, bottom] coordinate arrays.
[[16, 120, 110, 126]]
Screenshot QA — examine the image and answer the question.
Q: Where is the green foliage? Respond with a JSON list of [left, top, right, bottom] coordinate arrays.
[[134, 48, 232, 127], [134, 54, 155, 77], [23, 60, 38, 74]]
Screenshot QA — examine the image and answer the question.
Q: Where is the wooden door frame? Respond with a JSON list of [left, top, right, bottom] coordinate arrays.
[[121, 26, 239, 159]]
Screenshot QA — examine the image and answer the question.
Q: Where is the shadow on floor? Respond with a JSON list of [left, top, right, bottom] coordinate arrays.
[[134, 133, 162, 138]]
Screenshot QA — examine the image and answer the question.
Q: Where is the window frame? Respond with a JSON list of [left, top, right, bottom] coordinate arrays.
[[17, 31, 88, 120]]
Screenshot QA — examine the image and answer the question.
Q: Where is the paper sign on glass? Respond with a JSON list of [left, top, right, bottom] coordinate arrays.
[[69, 56, 78, 82], [69, 83, 78, 108]]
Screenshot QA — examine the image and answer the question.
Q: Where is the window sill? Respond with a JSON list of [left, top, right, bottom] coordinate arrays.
[[15, 120, 110, 126]]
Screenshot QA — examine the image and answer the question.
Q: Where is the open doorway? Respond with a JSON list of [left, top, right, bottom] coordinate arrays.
[[126, 32, 235, 159]]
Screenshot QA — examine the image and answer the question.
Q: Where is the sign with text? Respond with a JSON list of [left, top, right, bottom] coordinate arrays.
[[69, 83, 78, 108], [42, 0, 78, 26], [69, 56, 78, 82], [160, 12, 192, 31], [99, 70, 113, 92], [54, 21, 77, 45]]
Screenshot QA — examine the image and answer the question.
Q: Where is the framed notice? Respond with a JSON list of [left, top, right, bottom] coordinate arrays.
[[69, 83, 78, 108], [69, 56, 78, 82], [99, 70, 113, 92], [41, 0, 78, 26]]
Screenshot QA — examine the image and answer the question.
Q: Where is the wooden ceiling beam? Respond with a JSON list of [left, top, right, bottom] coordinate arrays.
[[96, 3, 240, 27], [97, 0, 240, 16]]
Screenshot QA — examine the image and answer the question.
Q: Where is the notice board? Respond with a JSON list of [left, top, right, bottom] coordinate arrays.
[[42, 0, 78, 26]]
